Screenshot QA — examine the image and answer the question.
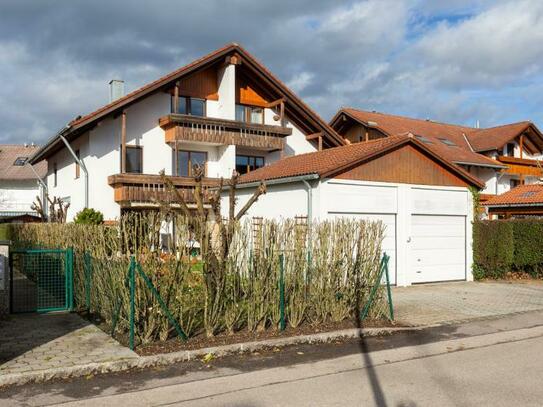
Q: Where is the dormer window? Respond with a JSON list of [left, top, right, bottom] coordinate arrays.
[[172, 96, 206, 117], [415, 135, 432, 144], [13, 157, 28, 166], [438, 138, 456, 146]]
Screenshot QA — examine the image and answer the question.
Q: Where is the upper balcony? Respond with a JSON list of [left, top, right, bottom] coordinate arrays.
[[497, 156, 543, 177], [159, 114, 290, 151], [108, 173, 221, 207]]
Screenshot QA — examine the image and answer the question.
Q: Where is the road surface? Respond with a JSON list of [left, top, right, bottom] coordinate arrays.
[[4, 311, 543, 406]]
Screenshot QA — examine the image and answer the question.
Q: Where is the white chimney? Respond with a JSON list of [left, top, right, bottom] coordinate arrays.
[[109, 79, 125, 102], [476, 120, 480, 129]]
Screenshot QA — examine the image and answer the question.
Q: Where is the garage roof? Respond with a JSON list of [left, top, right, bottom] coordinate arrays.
[[238, 134, 484, 188], [483, 184, 543, 207]]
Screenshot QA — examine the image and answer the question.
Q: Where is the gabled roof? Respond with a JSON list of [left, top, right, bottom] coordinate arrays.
[[484, 184, 543, 207], [0, 145, 46, 181], [31, 43, 344, 164], [331, 108, 505, 169], [468, 121, 543, 153], [238, 134, 484, 188]]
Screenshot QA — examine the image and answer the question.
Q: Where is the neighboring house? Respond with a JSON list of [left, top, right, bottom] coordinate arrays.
[[330, 109, 543, 199], [232, 135, 483, 286], [0, 144, 46, 222], [29, 43, 343, 222], [484, 184, 543, 219]]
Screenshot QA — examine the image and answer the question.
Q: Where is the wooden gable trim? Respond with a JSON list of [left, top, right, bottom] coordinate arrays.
[[333, 144, 473, 188]]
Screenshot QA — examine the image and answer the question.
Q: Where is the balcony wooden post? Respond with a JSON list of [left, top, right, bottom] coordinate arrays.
[[173, 81, 180, 113], [121, 111, 127, 173], [519, 134, 525, 184], [280, 100, 285, 127]]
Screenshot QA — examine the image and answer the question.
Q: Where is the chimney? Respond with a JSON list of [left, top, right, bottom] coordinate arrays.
[[109, 79, 125, 102], [476, 120, 480, 129]]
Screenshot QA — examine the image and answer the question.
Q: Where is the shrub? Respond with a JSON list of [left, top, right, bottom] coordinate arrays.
[[8, 213, 388, 345], [73, 208, 104, 225], [473, 219, 543, 279], [0, 224, 11, 241]]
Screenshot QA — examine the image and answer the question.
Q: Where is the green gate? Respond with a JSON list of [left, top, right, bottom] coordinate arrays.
[[10, 248, 74, 313]]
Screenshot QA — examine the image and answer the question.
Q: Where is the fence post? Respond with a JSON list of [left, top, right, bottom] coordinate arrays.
[[360, 253, 388, 321], [279, 253, 285, 331], [67, 247, 74, 311], [84, 251, 92, 312], [129, 256, 136, 351], [384, 254, 394, 321]]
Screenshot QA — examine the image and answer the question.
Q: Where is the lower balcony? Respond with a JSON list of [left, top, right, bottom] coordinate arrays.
[[159, 114, 289, 151], [108, 173, 221, 207]]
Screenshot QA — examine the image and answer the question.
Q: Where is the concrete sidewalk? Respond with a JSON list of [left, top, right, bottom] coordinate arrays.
[[393, 281, 543, 326]]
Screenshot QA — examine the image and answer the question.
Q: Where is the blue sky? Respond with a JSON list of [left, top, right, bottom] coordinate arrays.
[[1, 0, 542, 144]]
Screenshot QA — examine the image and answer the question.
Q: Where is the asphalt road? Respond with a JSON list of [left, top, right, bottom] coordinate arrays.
[[4, 311, 543, 406]]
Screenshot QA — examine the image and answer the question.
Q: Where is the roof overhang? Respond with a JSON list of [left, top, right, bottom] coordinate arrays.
[[31, 43, 344, 164], [453, 160, 507, 170]]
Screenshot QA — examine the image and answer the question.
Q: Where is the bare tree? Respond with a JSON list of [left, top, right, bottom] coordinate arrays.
[[161, 166, 265, 336], [32, 195, 70, 223]]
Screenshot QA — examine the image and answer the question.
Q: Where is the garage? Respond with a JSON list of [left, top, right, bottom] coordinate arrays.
[[232, 135, 484, 286], [410, 215, 466, 284], [329, 212, 397, 285]]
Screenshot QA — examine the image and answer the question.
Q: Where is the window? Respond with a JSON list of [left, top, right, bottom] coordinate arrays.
[[75, 150, 80, 179], [13, 157, 28, 166], [177, 150, 207, 177], [236, 155, 264, 175], [53, 163, 58, 187], [510, 179, 521, 188], [438, 138, 456, 146], [125, 146, 143, 173], [235, 104, 264, 124], [415, 135, 433, 144], [506, 142, 516, 157], [171, 96, 206, 117]]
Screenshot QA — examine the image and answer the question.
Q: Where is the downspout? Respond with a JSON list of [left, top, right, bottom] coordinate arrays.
[[58, 125, 89, 208], [301, 179, 313, 223], [27, 163, 48, 217]]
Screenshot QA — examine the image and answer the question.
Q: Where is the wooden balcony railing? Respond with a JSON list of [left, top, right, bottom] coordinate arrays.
[[159, 114, 290, 151], [498, 156, 543, 177], [108, 173, 220, 206]]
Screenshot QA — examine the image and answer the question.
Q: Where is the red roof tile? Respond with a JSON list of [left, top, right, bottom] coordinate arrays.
[[483, 184, 543, 207], [238, 134, 483, 188], [0, 145, 46, 181], [337, 109, 504, 168], [467, 122, 535, 152]]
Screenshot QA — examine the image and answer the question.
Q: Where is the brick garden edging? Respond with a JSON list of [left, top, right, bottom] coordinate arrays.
[[0, 326, 417, 388]]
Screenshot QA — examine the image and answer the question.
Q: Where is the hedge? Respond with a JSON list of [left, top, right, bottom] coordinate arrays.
[[473, 219, 543, 279]]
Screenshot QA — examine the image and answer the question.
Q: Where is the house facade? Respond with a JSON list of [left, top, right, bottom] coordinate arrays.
[[330, 109, 543, 200], [0, 145, 46, 222], [29, 44, 343, 222]]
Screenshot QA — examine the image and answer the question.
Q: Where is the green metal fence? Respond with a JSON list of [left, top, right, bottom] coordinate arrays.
[[10, 248, 74, 313], [360, 252, 394, 322]]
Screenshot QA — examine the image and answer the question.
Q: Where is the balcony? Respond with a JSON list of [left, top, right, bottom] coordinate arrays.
[[159, 114, 290, 151], [108, 173, 220, 207], [498, 156, 543, 177]]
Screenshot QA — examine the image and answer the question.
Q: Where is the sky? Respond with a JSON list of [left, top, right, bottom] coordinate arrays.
[[1, 0, 543, 145]]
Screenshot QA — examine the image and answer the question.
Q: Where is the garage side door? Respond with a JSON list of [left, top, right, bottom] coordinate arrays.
[[410, 215, 465, 283], [328, 212, 396, 285]]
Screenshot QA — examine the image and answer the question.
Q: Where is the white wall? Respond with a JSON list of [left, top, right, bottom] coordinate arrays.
[[226, 178, 474, 286], [0, 180, 41, 212]]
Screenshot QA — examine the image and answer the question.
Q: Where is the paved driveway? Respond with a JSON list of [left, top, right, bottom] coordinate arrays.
[[0, 313, 137, 381], [393, 281, 543, 326]]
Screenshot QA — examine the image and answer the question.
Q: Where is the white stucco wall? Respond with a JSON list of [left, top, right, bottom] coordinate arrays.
[[225, 178, 474, 287], [0, 180, 41, 212]]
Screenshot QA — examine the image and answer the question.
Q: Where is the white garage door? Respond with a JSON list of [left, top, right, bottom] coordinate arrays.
[[410, 215, 466, 283], [328, 212, 396, 285]]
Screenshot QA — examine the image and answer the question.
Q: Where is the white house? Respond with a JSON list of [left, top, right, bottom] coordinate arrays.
[[29, 43, 343, 222], [29, 43, 516, 286], [0, 144, 46, 222]]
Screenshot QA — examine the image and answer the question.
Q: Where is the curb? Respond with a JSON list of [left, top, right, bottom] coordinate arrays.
[[0, 326, 418, 387]]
